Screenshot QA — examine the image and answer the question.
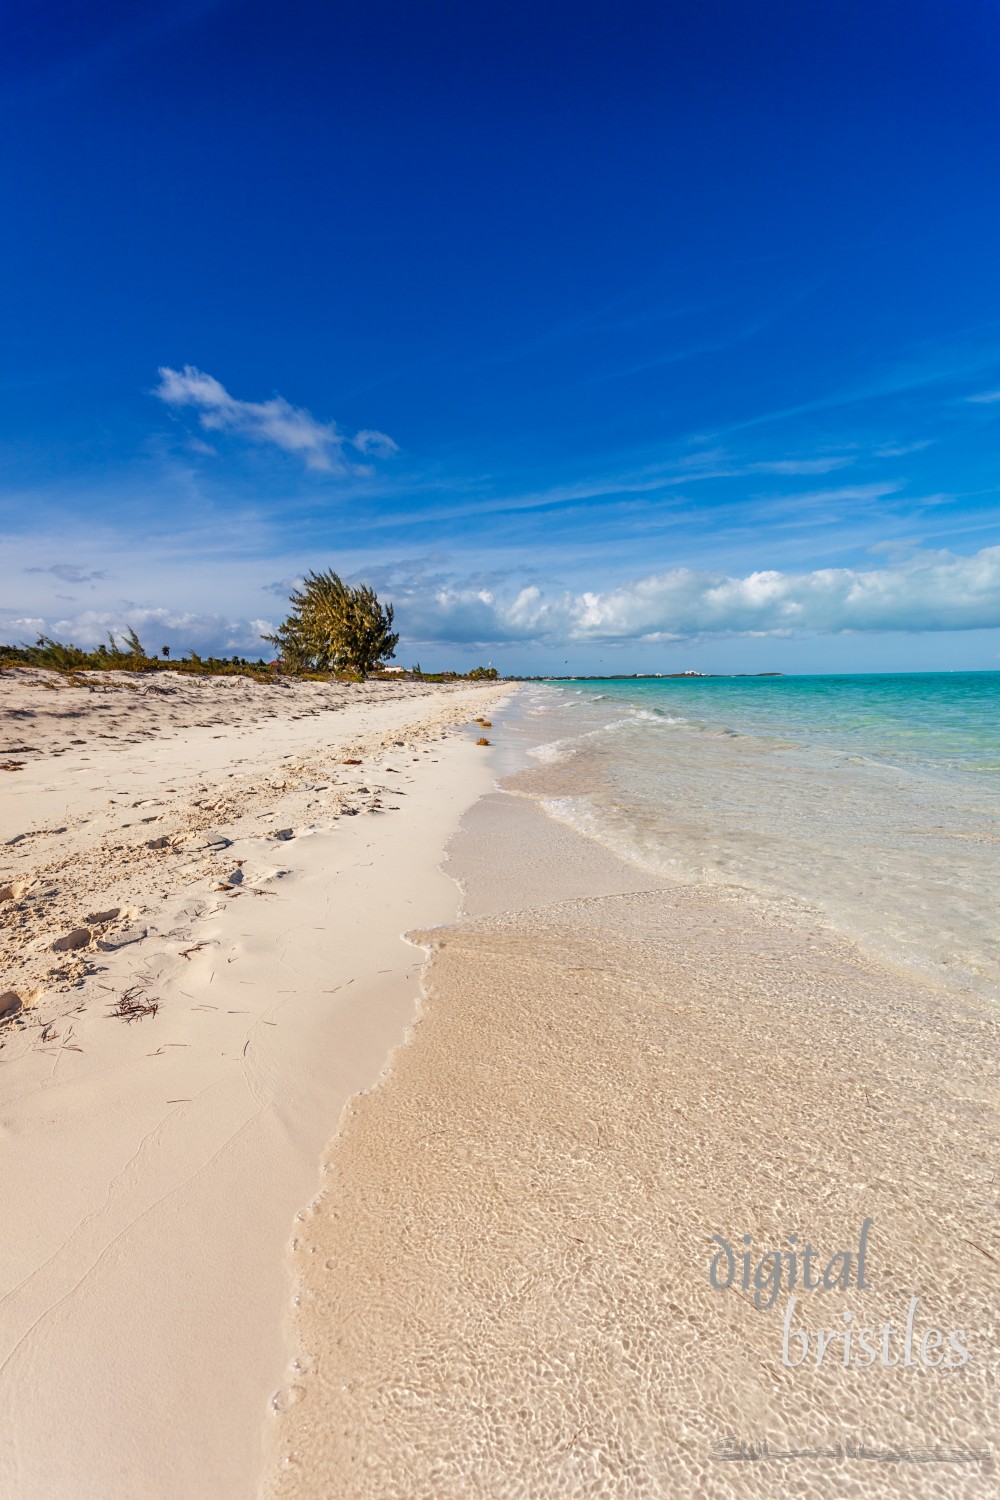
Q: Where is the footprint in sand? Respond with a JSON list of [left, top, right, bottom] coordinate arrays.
[[0, 992, 22, 1021], [51, 928, 92, 952], [98, 925, 147, 951]]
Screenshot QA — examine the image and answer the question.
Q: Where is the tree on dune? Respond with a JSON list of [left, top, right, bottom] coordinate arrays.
[[262, 569, 399, 677]]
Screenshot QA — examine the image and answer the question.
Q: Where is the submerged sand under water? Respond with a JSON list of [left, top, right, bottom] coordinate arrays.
[[263, 798, 998, 1499]]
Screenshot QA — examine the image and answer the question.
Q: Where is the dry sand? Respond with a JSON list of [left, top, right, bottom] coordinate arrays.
[[265, 792, 999, 1500], [0, 667, 510, 1500]]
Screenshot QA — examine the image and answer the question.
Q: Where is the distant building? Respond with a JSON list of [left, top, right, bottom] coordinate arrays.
[[381, 664, 406, 673]]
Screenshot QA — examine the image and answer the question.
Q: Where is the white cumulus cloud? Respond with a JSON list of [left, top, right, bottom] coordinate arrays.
[[386, 545, 1000, 645], [153, 366, 397, 472], [5, 545, 1000, 659]]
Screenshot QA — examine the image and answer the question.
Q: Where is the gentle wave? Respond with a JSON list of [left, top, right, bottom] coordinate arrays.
[[526, 713, 667, 765], [513, 674, 1000, 1001]]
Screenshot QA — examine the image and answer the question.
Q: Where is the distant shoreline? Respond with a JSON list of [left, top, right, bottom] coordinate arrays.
[[518, 670, 786, 680]]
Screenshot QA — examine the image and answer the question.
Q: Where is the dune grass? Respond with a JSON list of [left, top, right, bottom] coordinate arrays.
[[0, 633, 503, 685]]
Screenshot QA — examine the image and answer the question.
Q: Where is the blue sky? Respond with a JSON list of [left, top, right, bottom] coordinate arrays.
[[2, 0, 1000, 673]]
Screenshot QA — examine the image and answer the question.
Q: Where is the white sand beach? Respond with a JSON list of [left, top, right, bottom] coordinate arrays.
[[0, 667, 509, 1500], [3, 670, 997, 1500]]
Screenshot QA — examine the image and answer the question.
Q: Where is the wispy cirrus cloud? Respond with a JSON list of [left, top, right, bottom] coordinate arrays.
[[874, 440, 934, 457], [23, 563, 108, 583], [747, 482, 900, 513], [352, 428, 400, 457], [748, 456, 855, 475], [153, 366, 397, 472], [966, 389, 1000, 405], [706, 335, 1000, 441]]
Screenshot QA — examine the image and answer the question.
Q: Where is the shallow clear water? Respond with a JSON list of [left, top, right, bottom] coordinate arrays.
[[507, 673, 1000, 1001]]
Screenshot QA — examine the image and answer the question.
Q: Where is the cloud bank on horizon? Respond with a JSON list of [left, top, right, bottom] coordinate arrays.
[[5, 543, 1000, 666], [389, 546, 1000, 644]]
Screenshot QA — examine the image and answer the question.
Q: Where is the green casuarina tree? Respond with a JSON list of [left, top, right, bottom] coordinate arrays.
[[100, 626, 146, 660], [262, 569, 399, 676]]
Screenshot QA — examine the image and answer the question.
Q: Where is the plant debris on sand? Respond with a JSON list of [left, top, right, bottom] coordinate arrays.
[[108, 988, 160, 1023]]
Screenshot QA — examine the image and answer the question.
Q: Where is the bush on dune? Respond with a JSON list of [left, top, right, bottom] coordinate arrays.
[[262, 569, 399, 678]]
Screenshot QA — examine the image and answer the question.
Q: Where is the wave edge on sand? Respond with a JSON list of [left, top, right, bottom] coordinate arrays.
[[262, 778, 998, 1500]]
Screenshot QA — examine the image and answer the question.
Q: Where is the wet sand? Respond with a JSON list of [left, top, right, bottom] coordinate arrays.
[[264, 792, 999, 1499]]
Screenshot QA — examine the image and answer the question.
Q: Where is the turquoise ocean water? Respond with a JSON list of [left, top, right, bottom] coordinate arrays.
[[508, 672, 1000, 1001]]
